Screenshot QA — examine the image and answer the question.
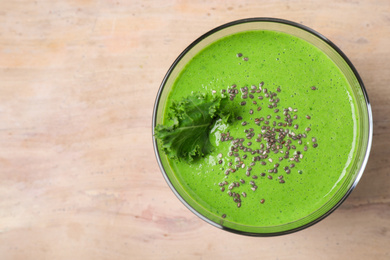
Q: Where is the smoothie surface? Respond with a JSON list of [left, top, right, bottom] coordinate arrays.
[[159, 30, 358, 227]]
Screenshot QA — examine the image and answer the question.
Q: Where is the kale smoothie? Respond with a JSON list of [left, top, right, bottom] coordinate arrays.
[[155, 30, 359, 228]]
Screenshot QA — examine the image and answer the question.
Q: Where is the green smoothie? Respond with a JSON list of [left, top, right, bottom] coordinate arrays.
[[157, 30, 358, 227]]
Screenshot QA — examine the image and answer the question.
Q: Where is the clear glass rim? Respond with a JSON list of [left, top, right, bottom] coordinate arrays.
[[152, 17, 373, 236]]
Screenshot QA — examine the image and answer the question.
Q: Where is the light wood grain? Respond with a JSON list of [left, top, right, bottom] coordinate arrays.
[[0, 0, 389, 259]]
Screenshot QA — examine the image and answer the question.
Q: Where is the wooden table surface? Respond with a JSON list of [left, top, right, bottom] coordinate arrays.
[[1, 1, 389, 259]]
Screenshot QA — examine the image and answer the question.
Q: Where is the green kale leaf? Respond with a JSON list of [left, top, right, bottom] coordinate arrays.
[[155, 93, 232, 162]]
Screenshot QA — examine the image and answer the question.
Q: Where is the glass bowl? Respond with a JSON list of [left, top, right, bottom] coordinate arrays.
[[152, 18, 372, 236]]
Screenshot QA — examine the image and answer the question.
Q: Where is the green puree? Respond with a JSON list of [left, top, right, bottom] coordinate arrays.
[[161, 30, 358, 226]]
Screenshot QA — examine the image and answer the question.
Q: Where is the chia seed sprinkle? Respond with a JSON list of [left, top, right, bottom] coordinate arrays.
[[214, 82, 320, 209]]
